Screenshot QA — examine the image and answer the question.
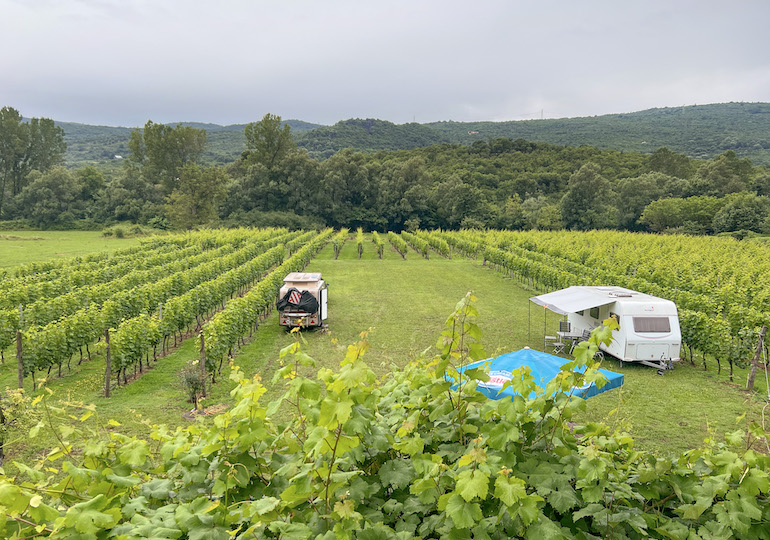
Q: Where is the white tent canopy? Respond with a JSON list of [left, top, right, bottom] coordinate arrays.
[[529, 286, 638, 315]]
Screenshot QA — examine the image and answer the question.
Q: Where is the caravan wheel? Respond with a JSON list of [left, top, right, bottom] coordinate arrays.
[[594, 351, 604, 361]]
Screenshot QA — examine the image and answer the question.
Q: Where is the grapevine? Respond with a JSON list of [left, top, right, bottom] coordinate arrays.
[[401, 230, 429, 259], [371, 231, 384, 259], [387, 231, 408, 259]]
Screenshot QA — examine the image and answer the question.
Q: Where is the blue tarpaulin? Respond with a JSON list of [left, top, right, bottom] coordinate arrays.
[[455, 347, 624, 400]]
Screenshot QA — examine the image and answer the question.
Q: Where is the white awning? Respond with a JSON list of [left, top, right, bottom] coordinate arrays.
[[530, 286, 613, 316]]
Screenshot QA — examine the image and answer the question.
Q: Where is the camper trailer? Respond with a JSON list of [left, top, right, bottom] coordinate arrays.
[[277, 272, 328, 328], [530, 286, 681, 370]]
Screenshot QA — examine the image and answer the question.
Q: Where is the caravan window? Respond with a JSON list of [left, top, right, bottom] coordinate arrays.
[[632, 317, 670, 333], [589, 307, 600, 319]]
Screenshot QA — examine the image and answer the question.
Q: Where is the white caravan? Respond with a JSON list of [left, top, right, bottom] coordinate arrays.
[[530, 286, 681, 370]]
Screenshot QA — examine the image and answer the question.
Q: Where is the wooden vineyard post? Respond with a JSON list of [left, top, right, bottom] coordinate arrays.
[[104, 329, 111, 398], [16, 331, 23, 390], [200, 332, 207, 398], [746, 325, 767, 392]]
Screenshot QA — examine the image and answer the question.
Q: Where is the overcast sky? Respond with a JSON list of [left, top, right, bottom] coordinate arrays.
[[2, 0, 769, 127]]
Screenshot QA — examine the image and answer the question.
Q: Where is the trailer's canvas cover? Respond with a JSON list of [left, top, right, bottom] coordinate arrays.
[[454, 347, 624, 400], [529, 286, 625, 315], [276, 288, 319, 314]]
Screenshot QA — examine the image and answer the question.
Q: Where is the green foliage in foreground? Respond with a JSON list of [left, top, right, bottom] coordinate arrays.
[[2, 295, 769, 538]]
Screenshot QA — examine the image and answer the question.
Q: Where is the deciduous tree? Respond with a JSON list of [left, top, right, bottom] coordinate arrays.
[[615, 172, 685, 230], [640, 195, 727, 233], [14, 167, 82, 228], [0, 107, 66, 217], [645, 146, 694, 178], [243, 113, 295, 170], [97, 167, 163, 223], [127, 121, 207, 193], [165, 163, 227, 229], [687, 150, 754, 197], [711, 192, 770, 233], [560, 162, 616, 230], [430, 174, 484, 230]]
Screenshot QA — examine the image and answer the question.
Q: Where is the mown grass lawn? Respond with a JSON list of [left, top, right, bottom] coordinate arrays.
[[0, 232, 767, 470], [0, 230, 144, 268], [209, 238, 545, 408]]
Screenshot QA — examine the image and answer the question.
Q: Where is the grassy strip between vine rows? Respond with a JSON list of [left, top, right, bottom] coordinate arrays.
[[202, 228, 335, 372]]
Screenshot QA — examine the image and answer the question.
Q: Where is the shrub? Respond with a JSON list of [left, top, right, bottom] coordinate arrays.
[[179, 363, 206, 409], [147, 216, 171, 230]]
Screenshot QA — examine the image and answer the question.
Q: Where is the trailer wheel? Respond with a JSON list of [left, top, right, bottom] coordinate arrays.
[[594, 351, 604, 361]]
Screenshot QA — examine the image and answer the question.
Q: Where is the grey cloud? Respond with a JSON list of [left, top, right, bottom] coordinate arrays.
[[1, 0, 768, 126]]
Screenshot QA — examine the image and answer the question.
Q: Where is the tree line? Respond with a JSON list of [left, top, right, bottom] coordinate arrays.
[[1, 106, 769, 235]]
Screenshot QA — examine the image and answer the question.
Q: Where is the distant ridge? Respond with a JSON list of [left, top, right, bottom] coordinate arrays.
[[58, 119, 323, 165], [174, 119, 322, 132], [425, 102, 770, 165], [52, 102, 770, 166]]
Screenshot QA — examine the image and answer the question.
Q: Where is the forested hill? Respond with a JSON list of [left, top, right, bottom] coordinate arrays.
[[293, 119, 450, 158], [56, 102, 770, 166], [426, 102, 770, 166], [277, 103, 770, 165]]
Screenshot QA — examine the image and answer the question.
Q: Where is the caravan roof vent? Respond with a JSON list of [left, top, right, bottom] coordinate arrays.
[[608, 291, 634, 298]]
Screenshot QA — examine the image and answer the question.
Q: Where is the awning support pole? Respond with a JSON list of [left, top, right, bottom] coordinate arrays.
[[527, 302, 531, 346]]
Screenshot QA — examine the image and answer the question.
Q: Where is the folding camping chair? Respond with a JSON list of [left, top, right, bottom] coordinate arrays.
[[569, 329, 592, 354], [545, 335, 565, 354]]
